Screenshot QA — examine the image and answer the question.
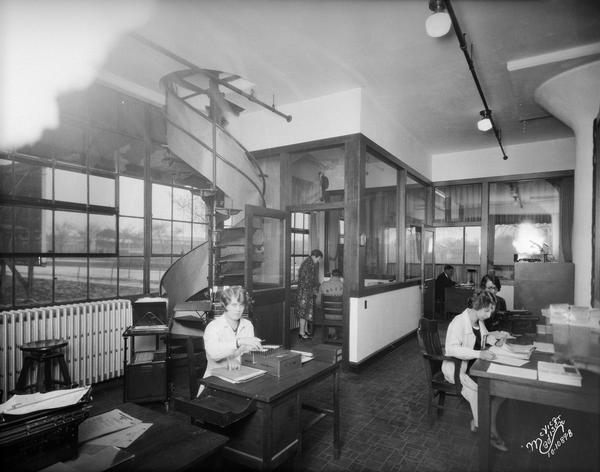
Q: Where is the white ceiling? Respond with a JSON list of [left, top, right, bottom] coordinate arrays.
[[101, 0, 600, 156]]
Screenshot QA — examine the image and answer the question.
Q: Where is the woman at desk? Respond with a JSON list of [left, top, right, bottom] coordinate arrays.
[[442, 289, 508, 452], [199, 286, 262, 396], [480, 274, 507, 331]]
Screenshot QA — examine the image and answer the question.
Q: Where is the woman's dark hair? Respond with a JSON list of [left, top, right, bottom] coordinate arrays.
[[469, 288, 496, 311], [311, 249, 323, 258], [331, 269, 342, 277], [480, 274, 499, 291], [220, 285, 247, 307]]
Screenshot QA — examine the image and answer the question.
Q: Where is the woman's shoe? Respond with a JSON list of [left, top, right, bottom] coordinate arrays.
[[298, 333, 311, 340], [490, 434, 508, 452]]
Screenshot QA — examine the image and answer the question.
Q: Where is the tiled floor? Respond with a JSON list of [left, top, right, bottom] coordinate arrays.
[[90, 329, 599, 472]]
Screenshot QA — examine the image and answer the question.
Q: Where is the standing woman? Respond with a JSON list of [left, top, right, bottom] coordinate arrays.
[[295, 249, 323, 339]]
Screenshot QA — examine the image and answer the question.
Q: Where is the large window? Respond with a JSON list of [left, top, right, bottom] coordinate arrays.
[[290, 212, 310, 283], [0, 83, 208, 309]]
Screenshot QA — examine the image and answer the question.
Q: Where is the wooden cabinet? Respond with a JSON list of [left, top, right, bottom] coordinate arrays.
[[514, 262, 574, 317]]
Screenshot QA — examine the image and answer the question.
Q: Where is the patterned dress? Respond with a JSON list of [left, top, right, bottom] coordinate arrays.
[[295, 256, 320, 321]]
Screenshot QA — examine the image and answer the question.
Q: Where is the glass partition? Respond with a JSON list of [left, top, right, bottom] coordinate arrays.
[[289, 146, 344, 205], [434, 183, 481, 223], [251, 215, 284, 289], [364, 150, 398, 286]]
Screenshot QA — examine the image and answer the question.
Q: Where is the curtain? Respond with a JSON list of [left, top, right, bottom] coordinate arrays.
[[558, 176, 574, 262]]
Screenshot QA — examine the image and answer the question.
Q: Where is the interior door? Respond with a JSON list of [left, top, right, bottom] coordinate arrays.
[[244, 204, 289, 345], [422, 226, 436, 319]]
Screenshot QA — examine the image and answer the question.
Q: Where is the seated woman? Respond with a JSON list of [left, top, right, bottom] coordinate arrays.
[[442, 288, 508, 451], [198, 286, 262, 396], [480, 274, 507, 331]]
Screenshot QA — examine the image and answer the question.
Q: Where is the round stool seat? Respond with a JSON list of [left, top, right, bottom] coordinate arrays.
[[19, 339, 68, 353], [14, 339, 72, 394]]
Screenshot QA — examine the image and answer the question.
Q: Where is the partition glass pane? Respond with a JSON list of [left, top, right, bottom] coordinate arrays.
[[364, 150, 397, 286], [434, 183, 481, 223]]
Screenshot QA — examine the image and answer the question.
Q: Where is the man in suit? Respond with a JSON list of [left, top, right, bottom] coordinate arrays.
[[435, 264, 456, 318]]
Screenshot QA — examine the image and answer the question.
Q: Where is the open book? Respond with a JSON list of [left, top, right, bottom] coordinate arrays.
[[211, 365, 267, 383], [489, 343, 535, 360]]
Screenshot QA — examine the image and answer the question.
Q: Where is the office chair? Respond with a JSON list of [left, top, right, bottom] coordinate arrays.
[[417, 317, 463, 425], [321, 295, 343, 344]]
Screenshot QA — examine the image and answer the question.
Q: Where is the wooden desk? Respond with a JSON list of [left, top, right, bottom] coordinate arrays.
[[101, 402, 228, 471], [200, 359, 341, 471], [471, 335, 600, 472]]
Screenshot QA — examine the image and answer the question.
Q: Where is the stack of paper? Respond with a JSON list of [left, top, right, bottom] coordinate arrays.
[[489, 343, 535, 360], [537, 361, 582, 387], [212, 365, 267, 383]]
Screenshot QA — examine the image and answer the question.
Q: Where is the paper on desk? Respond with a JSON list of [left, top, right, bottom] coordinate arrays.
[[78, 408, 141, 443], [0, 386, 91, 415], [490, 356, 529, 367], [533, 341, 555, 354], [87, 422, 152, 448], [487, 363, 537, 380], [290, 349, 315, 363]]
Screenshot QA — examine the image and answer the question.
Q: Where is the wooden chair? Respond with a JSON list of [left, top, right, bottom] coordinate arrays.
[[417, 318, 463, 425], [321, 295, 343, 344]]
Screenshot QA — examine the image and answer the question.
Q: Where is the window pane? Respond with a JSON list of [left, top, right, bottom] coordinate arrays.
[[364, 150, 397, 285], [90, 214, 116, 254], [172, 221, 191, 255], [54, 257, 88, 302], [119, 177, 144, 217], [0, 157, 13, 196], [434, 184, 481, 223], [465, 226, 481, 265], [252, 216, 284, 288], [87, 128, 117, 172], [289, 146, 345, 205], [192, 194, 208, 224], [0, 258, 12, 309], [405, 225, 421, 279], [90, 175, 115, 207], [13, 161, 52, 200], [14, 257, 52, 306], [434, 227, 463, 264], [0, 206, 13, 252], [55, 169, 87, 204], [173, 187, 192, 221], [152, 219, 171, 254], [119, 257, 144, 296], [119, 216, 144, 255], [55, 211, 87, 253], [192, 223, 208, 247], [150, 257, 171, 293], [406, 176, 426, 224], [14, 207, 52, 253], [152, 183, 172, 219], [89, 258, 118, 299]]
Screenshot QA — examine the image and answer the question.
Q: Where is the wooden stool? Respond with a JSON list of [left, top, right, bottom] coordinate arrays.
[[15, 339, 73, 393]]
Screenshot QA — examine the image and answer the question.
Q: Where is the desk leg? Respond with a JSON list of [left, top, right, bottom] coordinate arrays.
[[478, 377, 491, 472], [333, 366, 340, 459]]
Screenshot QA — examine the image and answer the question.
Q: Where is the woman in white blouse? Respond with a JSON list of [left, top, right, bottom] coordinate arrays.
[[442, 288, 508, 452], [199, 286, 262, 396]]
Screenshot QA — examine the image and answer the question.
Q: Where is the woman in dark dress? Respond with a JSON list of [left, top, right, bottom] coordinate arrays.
[[295, 249, 323, 339]]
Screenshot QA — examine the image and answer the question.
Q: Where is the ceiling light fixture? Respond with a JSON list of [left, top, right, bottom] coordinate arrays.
[[425, 0, 452, 38], [427, 0, 508, 160], [477, 110, 492, 132]]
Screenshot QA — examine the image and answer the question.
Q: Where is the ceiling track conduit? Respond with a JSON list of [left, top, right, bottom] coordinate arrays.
[[443, 0, 509, 160]]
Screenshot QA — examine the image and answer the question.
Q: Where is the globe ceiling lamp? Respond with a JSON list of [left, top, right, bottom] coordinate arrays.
[[477, 110, 493, 132], [425, 0, 452, 38]]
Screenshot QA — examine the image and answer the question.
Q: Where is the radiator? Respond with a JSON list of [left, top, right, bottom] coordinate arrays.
[[0, 299, 132, 397]]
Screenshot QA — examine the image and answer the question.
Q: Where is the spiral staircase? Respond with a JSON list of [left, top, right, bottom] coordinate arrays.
[[158, 69, 268, 314]]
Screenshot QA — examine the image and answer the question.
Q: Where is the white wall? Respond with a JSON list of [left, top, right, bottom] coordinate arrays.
[[237, 88, 362, 151], [361, 91, 432, 179], [349, 285, 421, 364], [431, 137, 575, 181]]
